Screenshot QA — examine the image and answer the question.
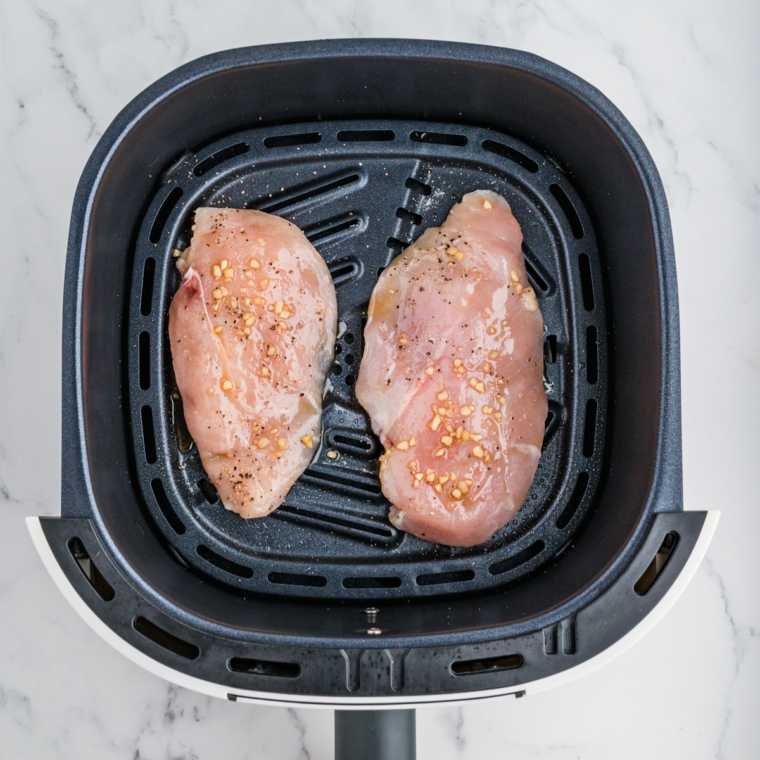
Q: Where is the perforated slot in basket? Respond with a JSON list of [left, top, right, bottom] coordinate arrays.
[[255, 172, 362, 214], [228, 657, 301, 678], [194, 142, 249, 177], [451, 653, 523, 675], [133, 616, 200, 660], [68, 537, 115, 602]]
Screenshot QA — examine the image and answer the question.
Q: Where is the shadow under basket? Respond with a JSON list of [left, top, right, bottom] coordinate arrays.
[[30, 40, 716, 715]]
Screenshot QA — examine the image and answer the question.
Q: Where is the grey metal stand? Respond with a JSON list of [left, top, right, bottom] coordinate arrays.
[[335, 709, 416, 760]]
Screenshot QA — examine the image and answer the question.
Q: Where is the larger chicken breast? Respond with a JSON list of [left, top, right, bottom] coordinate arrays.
[[356, 190, 547, 547], [169, 208, 337, 518]]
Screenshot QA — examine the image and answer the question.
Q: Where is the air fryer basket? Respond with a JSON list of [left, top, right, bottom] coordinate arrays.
[[29, 40, 716, 707], [129, 117, 607, 599]]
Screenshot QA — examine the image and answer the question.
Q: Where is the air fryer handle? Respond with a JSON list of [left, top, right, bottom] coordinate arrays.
[[335, 709, 416, 760]]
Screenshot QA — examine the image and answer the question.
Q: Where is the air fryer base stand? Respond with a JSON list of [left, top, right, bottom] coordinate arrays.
[[27, 511, 718, 759], [335, 710, 416, 760]]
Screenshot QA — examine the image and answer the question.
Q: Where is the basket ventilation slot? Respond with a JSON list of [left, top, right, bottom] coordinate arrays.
[[395, 207, 422, 225], [583, 400, 597, 457], [550, 184, 583, 239], [556, 472, 589, 530], [263, 132, 321, 148], [417, 569, 475, 587], [257, 173, 361, 214], [526, 261, 549, 292], [151, 478, 185, 534], [387, 237, 408, 252], [68, 537, 115, 602], [268, 572, 327, 588], [578, 253, 595, 310], [328, 257, 362, 286], [172, 394, 194, 453], [328, 430, 378, 457], [149, 187, 183, 243], [586, 326, 598, 384], [634, 532, 679, 595], [451, 653, 523, 675], [405, 177, 432, 195], [228, 657, 301, 678], [482, 139, 538, 173], [197, 477, 219, 504], [141, 406, 157, 464], [522, 242, 555, 294], [138, 332, 151, 390], [274, 505, 396, 542], [306, 216, 362, 244], [544, 334, 557, 364], [140, 258, 156, 316], [542, 403, 562, 450], [197, 545, 253, 578], [343, 576, 402, 589], [133, 616, 200, 660], [193, 142, 249, 177], [489, 540, 545, 576], [337, 129, 395, 142], [410, 130, 467, 146], [302, 467, 382, 496]]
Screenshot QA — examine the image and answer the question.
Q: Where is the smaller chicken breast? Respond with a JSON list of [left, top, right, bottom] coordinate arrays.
[[169, 208, 337, 518], [356, 190, 547, 546]]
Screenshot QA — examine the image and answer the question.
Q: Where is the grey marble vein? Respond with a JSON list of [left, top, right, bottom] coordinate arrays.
[[287, 708, 313, 760], [452, 706, 466, 758], [35, 6, 98, 140], [702, 557, 760, 760]]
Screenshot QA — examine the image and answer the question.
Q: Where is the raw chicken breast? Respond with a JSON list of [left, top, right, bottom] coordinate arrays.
[[356, 190, 546, 546], [169, 208, 337, 518]]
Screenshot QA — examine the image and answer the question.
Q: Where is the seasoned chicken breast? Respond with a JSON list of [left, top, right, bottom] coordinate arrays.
[[356, 190, 546, 546], [169, 208, 337, 518]]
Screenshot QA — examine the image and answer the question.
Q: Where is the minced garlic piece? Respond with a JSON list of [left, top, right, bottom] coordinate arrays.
[[520, 287, 538, 312]]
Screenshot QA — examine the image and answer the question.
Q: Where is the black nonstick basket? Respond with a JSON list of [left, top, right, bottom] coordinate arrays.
[[29, 39, 717, 758]]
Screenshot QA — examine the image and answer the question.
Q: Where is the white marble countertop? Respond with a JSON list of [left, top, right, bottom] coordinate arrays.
[[1, 1, 758, 757]]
